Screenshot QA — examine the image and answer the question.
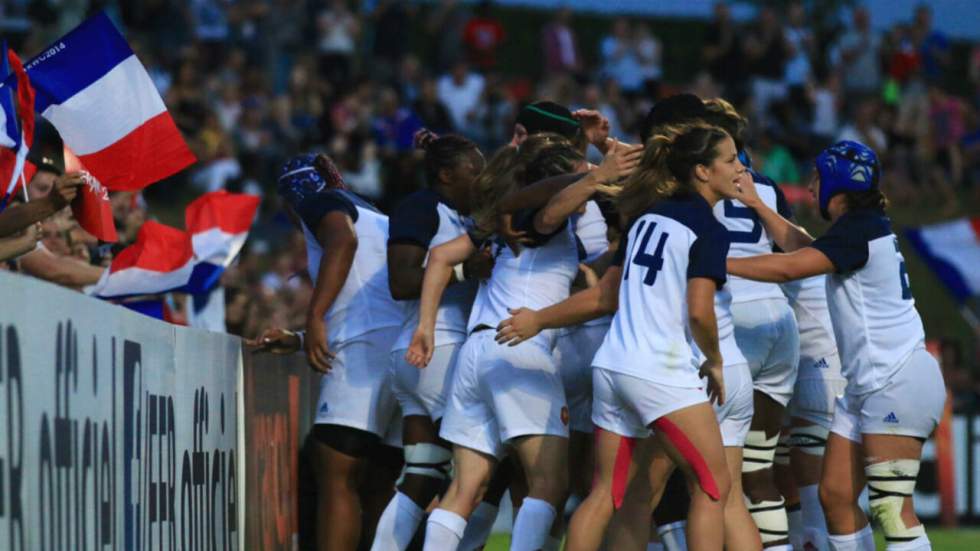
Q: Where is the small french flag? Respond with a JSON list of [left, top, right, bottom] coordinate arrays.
[[183, 190, 260, 293], [20, 12, 195, 191], [0, 42, 35, 209], [90, 220, 195, 298], [64, 145, 118, 242]]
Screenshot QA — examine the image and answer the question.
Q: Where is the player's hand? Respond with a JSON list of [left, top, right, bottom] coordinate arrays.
[[699, 360, 725, 406], [246, 328, 301, 354], [405, 328, 435, 368], [413, 128, 439, 150], [572, 109, 611, 150], [462, 245, 494, 281], [578, 263, 599, 288], [49, 172, 85, 207], [498, 213, 533, 256], [593, 139, 643, 185], [304, 319, 335, 373], [495, 307, 542, 347], [730, 171, 760, 207]]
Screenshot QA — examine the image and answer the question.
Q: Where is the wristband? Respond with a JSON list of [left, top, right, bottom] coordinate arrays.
[[453, 263, 466, 282]]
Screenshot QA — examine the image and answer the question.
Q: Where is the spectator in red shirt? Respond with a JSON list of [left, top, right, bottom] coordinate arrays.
[[463, 1, 505, 71]]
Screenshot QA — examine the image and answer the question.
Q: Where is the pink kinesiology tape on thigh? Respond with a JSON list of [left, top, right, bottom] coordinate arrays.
[[653, 417, 720, 501], [611, 434, 637, 509]]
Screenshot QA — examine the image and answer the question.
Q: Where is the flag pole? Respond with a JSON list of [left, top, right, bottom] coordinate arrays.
[[19, 170, 28, 202]]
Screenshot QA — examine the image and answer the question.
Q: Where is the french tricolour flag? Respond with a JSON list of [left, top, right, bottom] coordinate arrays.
[[906, 218, 980, 303], [20, 12, 195, 191], [90, 220, 195, 298], [183, 190, 260, 293], [0, 42, 35, 209]]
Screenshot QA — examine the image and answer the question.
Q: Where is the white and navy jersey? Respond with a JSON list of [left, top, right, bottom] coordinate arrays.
[[593, 193, 730, 387], [781, 275, 839, 362], [810, 209, 926, 395], [296, 189, 406, 345], [388, 189, 478, 351], [573, 199, 614, 330], [714, 171, 793, 304], [575, 200, 610, 263], [467, 207, 580, 350]]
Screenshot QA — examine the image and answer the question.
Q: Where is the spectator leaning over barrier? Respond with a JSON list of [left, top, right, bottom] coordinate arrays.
[[0, 157, 84, 238]]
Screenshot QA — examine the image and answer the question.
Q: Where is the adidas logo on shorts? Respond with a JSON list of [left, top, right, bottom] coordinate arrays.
[[812, 358, 829, 369], [319, 402, 329, 414], [883, 412, 899, 424]]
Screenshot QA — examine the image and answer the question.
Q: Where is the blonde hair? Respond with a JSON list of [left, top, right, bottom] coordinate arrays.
[[599, 123, 731, 223], [469, 133, 583, 238], [702, 97, 748, 150]]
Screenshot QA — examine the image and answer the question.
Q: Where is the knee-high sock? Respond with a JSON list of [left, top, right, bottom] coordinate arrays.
[[511, 498, 556, 551], [799, 484, 830, 551], [787, 503, 804, 550], [886, 534, 931, 551], [828, 525, 874, 551], [458, 502, 499, 551], [370, 491, 425, 551], [423, 508, 466, 551]]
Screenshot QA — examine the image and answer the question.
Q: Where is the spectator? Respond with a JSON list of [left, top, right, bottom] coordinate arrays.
[[370, 0, 413, 73], [744, 6, 788, 126], [600, 18, 644, 95], [635, 24, 663, 98], [412, 78, 455, 135], [833, 7, 883, 97], [837, 98, 888, 152], [755, 127, 801, 184], [426, 0, 471, 72], [316, 0, 360, 86], [437, 61, 485, 132], [913, 4, 950, 84], [782, 1, 813, 91], [462, 1, 505, 72], [371, 87, 423, 154], [702, 2, 744, 99], [541, 8, 580, 76], [809, 70, 842, 143]]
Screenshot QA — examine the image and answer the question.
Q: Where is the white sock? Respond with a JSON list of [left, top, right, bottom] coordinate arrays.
[[543, 535, 562, 551], [656, 521, 687, 551], [788, 505, 804, 551], [510, 497, 556, 551], [370, 491, 425, 551], [828, 525, 874, 551], [886, 534, 931, 550], [800, 484, 830, 551], [423, 508, 466, 551], [458, 502, 499, 551]]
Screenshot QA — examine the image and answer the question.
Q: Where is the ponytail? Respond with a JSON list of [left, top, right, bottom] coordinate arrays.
[[600, 123, 730, 222]]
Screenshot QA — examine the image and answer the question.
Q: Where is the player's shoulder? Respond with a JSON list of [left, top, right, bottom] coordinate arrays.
[[828, 208, 892, 242], [646, 193, 724, 240]]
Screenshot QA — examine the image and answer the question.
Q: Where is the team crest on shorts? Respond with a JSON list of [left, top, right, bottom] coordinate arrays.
[[560, 406, 569, 426]]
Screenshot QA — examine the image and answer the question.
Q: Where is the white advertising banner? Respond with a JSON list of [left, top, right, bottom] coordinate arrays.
[[0, 272, 243, 550]]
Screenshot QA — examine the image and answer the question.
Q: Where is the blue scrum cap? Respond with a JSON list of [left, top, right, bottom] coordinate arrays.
[[814, 140, 880, 220]]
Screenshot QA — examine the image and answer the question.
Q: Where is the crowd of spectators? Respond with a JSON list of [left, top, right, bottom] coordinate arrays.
[[1, 0, 978, 406]]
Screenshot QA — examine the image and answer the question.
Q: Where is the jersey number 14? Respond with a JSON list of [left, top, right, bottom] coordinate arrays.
[[625, 220, 670, 286]]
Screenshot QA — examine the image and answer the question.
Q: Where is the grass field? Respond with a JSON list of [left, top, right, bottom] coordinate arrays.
[[483, 528, 980, 549]]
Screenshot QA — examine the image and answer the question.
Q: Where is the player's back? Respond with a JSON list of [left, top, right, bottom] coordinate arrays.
[[388, 189, 477, 351], [467, 208, 580, 349], [594, 192, 729, 388], [298, 188, 406, 344], [811, 209, 925, 394]]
